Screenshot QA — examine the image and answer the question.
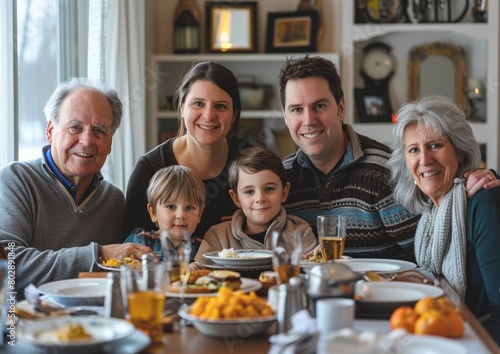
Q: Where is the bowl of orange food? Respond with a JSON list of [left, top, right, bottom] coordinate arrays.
[[178, 287, 276, 338]]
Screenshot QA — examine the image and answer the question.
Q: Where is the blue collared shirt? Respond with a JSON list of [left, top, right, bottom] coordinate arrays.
[[44, 147, 99, 204]]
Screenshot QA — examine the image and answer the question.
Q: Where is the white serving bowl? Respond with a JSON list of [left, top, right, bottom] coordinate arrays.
[[239, 84, 273, 110], [38, 279, 107, 306], [179, 306, 276, 338]]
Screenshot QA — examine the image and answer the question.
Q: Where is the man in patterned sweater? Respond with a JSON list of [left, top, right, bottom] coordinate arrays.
[[277, 55, 498, 262]]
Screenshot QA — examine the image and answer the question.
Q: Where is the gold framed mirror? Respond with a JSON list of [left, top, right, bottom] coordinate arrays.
[[205, 1, 257, 53], [408, 42, 469, 115]]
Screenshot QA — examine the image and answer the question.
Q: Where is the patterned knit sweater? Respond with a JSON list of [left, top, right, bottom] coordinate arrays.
[[282, 124, 419, 262]]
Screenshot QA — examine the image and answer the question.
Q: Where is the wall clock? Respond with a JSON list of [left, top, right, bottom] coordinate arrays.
[[360, 42, 395, 89]]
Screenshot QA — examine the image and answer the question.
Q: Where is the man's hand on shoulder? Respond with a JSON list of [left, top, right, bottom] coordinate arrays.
[[464, 168, 499, 199]]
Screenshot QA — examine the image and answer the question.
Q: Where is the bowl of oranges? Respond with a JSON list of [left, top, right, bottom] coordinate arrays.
[[389, 296, 465, 338]]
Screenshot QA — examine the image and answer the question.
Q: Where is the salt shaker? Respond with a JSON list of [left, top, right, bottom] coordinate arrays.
[[142, 253, 156, 289], [277, 277, 305, 333], [104, 272, 125, 319]]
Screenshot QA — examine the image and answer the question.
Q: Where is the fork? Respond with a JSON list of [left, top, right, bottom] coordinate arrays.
[[269, 325, 313, 347]]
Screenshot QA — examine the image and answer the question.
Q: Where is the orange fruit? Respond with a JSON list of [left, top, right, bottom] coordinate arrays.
[[414, 297, 442, 315], [414, 310, 449, 337], [447, 310, 465, 338], [437, 297, 456, 315], [390, 306, 419, 333]]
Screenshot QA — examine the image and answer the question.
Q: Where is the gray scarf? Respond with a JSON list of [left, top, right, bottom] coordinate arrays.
[[414, 178, 467, 300]]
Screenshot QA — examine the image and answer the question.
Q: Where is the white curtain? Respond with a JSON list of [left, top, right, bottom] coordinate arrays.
[[0, 0, 17, 166], [87, 0, 146, 192]]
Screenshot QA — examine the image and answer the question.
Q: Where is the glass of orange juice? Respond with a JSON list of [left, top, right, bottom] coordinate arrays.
[[271, 231, 302, 284], [317, 215, 347, 261], [121, 262, 167, 343]]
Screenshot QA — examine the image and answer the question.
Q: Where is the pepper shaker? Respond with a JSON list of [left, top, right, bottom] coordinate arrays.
[[277, 277, 305, 333], [104, 272, 125, 319]]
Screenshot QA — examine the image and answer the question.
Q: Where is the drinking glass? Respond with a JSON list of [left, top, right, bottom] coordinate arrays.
[[121, 262, 167, 343], [161, 230, 191, 311], [317, 215, 347, 261], [271, 230, 302, 285]]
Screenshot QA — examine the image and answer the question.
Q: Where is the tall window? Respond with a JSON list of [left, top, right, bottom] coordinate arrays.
[[2, 0, 88, 162]]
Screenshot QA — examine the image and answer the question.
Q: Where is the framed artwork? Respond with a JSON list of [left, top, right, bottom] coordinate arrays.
[[205, 1, 257, 53], [354, 88, 393, 123], [265, 10, 318, 53]]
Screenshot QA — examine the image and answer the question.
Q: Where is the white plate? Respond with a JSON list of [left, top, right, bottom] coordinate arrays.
[[399, 334, 467, 354], [355, 281, 444, 319], [165, 277, 262, 299], [38, 279, 107, 306], [197, 258, 272, 271], [336, 258, 417, 273], [18, 316, 135, 349], [13, 329, 149, 354], [203, 250, 273, 267], [95, 262, 121, 271], [300, 255, 352, 269], [178, 306, 275, 338], [320, 332, 466, 354], [356, 281, 444, 302]]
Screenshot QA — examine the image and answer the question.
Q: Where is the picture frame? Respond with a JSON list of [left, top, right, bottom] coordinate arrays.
[[266, 11, 319, 53], [354, 88, 393, 123], [205, 1, 257, 53]]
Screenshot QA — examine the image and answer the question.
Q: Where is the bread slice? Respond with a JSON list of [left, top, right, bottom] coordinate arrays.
[[259, 271, 277, 286]]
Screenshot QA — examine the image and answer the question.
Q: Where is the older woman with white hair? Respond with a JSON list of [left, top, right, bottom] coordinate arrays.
[[388, 94, 500, 344]]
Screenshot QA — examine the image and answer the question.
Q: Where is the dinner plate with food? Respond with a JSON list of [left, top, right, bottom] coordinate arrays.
[[96, 255, 142, 271], [203, 248, 273, 267], [300, 254, 352, 269], [165, 269, 261, 298], [18, 316, 136, 349], [197, 257, 272, 272]]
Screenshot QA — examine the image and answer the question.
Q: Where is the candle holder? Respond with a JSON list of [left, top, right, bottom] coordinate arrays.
[[467, 78, 486, 122]]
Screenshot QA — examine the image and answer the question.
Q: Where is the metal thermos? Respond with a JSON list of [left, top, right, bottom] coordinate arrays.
[[277, 277, 305, 333], [104, 272, 125, 319]]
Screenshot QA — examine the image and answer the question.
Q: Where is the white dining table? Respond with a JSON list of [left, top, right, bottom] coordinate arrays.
[[12, 271, 498, 354]]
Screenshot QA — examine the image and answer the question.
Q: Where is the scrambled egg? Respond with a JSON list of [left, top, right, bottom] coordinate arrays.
[[303, 254, 323, 264], [38, 322, 92, 343], [102, 255, 141, 268]]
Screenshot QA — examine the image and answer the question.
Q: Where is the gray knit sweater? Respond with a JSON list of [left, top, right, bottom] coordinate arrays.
[[0, 147, 125, 298]]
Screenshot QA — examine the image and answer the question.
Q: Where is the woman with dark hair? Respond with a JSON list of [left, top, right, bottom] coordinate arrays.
[[123, 62, 252, 259], [388, 94, 500, 345]]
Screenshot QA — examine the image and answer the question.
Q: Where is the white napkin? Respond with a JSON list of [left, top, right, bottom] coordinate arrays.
[[268, 310, 318, 354]]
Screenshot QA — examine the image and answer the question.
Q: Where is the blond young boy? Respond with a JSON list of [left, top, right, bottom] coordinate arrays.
[[124, 165, 205, 261]]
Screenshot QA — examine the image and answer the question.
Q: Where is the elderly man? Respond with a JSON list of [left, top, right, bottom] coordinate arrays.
[[0, 78, 152, 298], [278, 55, 499, 262]]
